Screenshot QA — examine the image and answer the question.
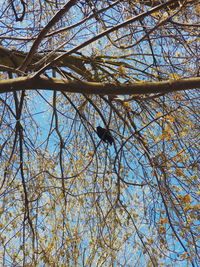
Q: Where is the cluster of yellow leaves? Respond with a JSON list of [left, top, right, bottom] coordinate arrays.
[[176, 194, 200, 216], [155, 112, 163, 118], [168, 73, 181, 79], [154, 113, 178, 142], [158, 217, 168, 224], [158, 217, 168, 235], [85, 152, 94, 158], [177, 194, 191, 211], [158, 225, 166, 235], [122, 101, 132, 112], [180, 252, 193, 261], [177, 194, 191, 204]]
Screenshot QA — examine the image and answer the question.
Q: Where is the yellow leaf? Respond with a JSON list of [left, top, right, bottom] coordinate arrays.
[[158, 225, 166, 234], [166, 115, 175, 122], [156, 112, 163, 118], [191, 175, 198, 180], [183, 204, 191, 211], [182, 194, 191, 204], [175, 169, 185, 177], [180, 253, 187, 260], [158, 217, 168, 224]]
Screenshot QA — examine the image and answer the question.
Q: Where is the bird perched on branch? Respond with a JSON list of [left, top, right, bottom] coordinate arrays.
[[96, 126, 114, 145]]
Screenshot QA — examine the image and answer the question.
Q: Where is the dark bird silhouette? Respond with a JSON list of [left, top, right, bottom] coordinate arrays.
[[96, 126, 114, 145]]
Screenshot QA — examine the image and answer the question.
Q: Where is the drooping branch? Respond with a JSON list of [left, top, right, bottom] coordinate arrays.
[[0, 75, 199, 95]]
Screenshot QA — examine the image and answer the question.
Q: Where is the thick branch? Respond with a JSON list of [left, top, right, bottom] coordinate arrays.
[[0, 76, 199, 95]]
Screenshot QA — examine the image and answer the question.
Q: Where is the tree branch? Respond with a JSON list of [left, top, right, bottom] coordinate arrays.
[[0, 76, 199, 95]]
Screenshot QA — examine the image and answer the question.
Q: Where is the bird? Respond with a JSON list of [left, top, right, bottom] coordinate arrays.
[[96, 126, 114, 145]]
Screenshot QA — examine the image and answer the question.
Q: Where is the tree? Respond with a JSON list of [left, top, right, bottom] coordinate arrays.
[[0, 0, 199, 266]]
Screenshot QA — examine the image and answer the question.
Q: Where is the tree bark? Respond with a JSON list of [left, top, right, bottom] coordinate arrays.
[[0, 75, 199, 95]]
